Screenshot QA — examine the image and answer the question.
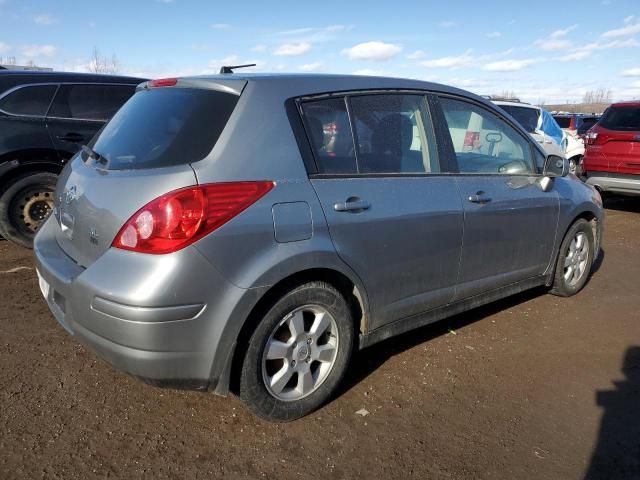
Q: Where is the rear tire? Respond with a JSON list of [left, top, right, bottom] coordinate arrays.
[[239, 281, 354, 422], [549, 219, 595, 297], [0, 172, 57, 248]]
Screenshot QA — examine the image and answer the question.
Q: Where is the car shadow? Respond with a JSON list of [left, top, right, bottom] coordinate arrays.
[[337, 286, 548, 396], [603, 195, 640, 213], [591, 249, 605, 276], [584, 346, 640, 479]]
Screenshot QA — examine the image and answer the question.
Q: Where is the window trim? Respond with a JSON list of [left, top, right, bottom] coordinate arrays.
[[0, 81, 138, 121], [434, 93, 545, 177], [294, 89, 445, 178]]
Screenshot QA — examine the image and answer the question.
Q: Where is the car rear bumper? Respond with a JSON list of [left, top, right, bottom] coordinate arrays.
[[33, 216, 255, 390], [585, 172, 640, 196]]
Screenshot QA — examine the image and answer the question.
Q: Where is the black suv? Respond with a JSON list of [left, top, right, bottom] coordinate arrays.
[[0, 71, 145, 247]]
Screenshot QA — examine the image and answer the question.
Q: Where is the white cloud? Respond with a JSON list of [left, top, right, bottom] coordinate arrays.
[[406, 50, 426, 59], [483, 59, 537, 72], [251, 44, 266, 52], [439, 21, 456, 28], [34, 14, 57, 25], [602, 20, 640, 38], [273, 42, 311, 56], [622, 67, 640, 77], [21, 44, 57, 58], [352, 68, 391, 76], [299, 62, 322, 72], [420, 52, 474, 69], [0, 42, 9, 54], [208, 55, 262, 71], [550, 25, 577, 38], [211, 23, 230, 29], [624, 15, 635, 24], [535, 38, 572, 51], [557, 50, 592, 62], [487, 31, 501, 38], [342, 41, 402, 61], [276, 25, 351, 44]]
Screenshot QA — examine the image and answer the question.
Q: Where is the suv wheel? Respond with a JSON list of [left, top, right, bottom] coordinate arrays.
[[239, 281, 354, 421], [550, 219, 595, 297], [0, 172, 57, 248]]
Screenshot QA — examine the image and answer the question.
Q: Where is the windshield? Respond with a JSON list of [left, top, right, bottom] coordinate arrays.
[[498, 105, 539, 133], [91, 87, 239, 170], [599, 106, 640, 131]]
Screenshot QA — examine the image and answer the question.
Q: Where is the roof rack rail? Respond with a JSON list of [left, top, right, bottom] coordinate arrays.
[[219, 64, 257, 74], [483, 95, 523, 103]]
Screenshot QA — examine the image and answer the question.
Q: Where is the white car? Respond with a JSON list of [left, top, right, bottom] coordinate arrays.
[[492, 100, 579, 172]]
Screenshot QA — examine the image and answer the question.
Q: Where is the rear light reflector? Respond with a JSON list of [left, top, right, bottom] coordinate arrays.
[[112, 181, 274, 254], [148, 78, 178, 88]]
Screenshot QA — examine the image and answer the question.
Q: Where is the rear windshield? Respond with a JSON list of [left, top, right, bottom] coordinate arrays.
[[578, 117, 598, 134], [90, 87, 239, 170], [553, 116, 571, 129], [498, 105, 539, 133], [599, 106, 640, 131]]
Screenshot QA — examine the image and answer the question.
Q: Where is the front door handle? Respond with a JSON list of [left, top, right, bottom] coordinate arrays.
[[468, 192, 492, 204], [56, 133, 84, 143], [334, 198, 371, 212]]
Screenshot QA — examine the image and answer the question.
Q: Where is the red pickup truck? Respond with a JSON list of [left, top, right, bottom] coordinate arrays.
[[582, 101, 640, 195]]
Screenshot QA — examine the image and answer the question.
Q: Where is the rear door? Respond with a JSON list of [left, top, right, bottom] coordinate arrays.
[[597, 106, 640, 175], [46, 83, 136, 159], [300, 93, 463, 329], [435, 95, 559, 300]]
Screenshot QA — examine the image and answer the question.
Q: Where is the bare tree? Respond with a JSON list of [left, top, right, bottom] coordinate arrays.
[[88, 47, 119, 74], [582, 88, 612, 105]]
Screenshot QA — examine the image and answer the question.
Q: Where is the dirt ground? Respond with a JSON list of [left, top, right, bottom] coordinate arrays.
[[1, 196, 639, 480]]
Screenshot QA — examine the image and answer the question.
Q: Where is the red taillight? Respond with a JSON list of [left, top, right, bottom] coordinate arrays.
[[113, 181, 274, 254], [585, 131, 599, 145], [148, 78, 178, 88]]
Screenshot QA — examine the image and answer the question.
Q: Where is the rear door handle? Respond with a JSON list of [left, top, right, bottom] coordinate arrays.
[[334, 198, 371, 212], [56, 133, 84, 143], [468, 192, 492, 204]]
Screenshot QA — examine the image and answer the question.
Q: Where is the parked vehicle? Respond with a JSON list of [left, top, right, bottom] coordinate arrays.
[[0, 71, 145, 247], [577, 115, 600, 137], [35, 73, 603, 421], [583, 101, 640, 195], [491, 100, 580, 171], [553, 113, 587, 173]]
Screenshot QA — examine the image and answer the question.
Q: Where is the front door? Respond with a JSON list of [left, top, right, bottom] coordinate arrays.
[[300, 93, 464, 329], [437, 96, 559, 300]]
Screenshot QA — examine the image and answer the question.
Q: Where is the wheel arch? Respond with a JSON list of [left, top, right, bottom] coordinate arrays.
[[0, 148, 65, 192], [223, 266, 368, 395]]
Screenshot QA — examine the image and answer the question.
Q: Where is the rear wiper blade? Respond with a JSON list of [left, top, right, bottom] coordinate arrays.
[[81, 145, 108, 166]]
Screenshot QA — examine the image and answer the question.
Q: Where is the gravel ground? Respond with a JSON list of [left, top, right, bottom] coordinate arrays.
[[1, 196, 639, 479]]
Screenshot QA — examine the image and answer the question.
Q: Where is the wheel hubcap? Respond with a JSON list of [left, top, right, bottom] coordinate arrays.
[[261, 305, 339, 401], [11, 188, 54, 233], [563, 232, 589, 287]]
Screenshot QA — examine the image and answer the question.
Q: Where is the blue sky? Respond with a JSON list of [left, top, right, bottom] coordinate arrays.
[[1, 0, 639, 103]]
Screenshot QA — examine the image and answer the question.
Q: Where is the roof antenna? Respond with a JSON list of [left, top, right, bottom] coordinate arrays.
[[219, 63, 256, 74]]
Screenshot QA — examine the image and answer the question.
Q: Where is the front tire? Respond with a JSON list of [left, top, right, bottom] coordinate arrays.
[[0, 172, 57, 248], [550, 219, 595, 297], [239, 281, 354, 422]]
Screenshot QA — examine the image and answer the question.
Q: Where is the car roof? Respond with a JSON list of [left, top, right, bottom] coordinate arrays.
[[491, 99, 539, 109], [0, 70, 146, 85], [169, 72, 483, 100], [610, 100, 640, 108]]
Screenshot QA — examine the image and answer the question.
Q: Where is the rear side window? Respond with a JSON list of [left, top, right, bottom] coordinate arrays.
[[498, 105, 539, 133], [49, 84, 136, 121], [349, 94, 438, 173], [91, 87, 239, 170], [0, 84, 57, 116], [554, 116, 571, 129], [599, 106, 640, 131], [300, 97, 357, 174]]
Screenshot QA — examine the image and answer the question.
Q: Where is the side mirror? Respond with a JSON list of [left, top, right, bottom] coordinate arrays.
[[543, 154, 569, 177]]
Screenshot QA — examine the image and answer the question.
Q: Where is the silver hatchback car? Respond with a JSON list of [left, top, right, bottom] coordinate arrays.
[[35, 73, 603, 421]]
